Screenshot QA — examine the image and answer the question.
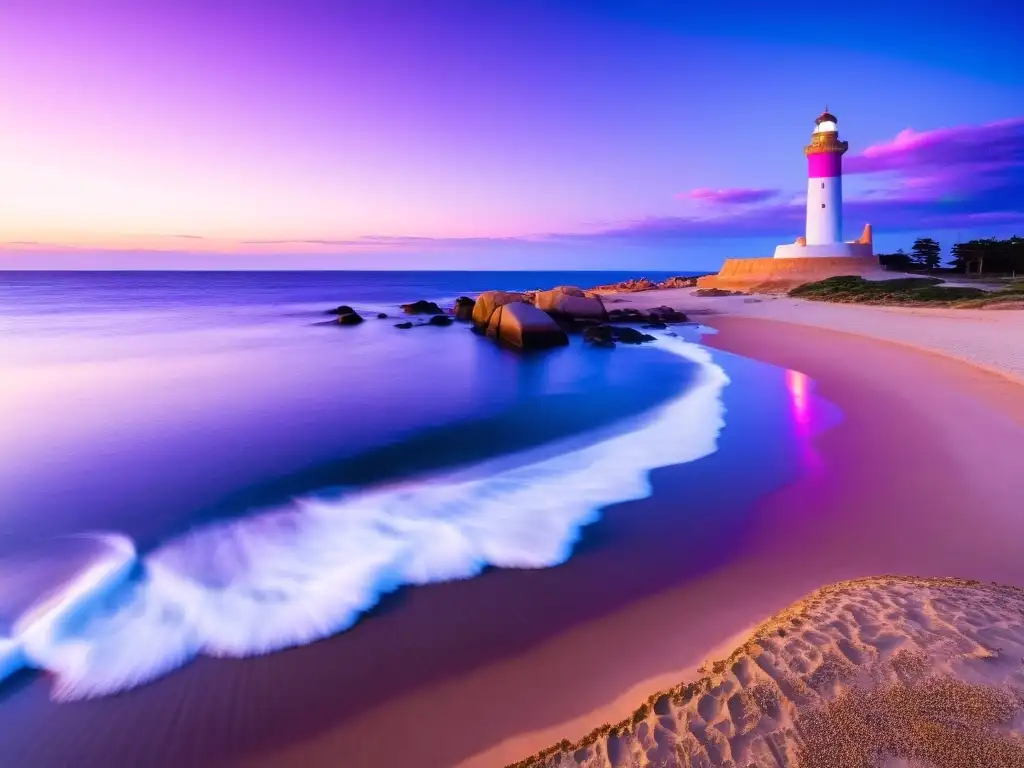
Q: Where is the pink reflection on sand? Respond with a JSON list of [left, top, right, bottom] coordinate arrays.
[[785, 368, 823, 472]]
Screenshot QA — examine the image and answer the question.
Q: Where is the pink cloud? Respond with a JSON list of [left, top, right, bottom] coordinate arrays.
[[845, 117, 1024, 176], [680, 187, 779, 205], [601, 116, 1024, 243]]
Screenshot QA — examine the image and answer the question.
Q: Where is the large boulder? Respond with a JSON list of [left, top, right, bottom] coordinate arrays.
[[472, 290, 527, 327], [534, 286, 607, 320], [453, 296, 476, 321], [486, 302, 568, 351]]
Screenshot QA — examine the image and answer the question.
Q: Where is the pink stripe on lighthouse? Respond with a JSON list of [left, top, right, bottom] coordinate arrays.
[[808, 152, 842, 178]]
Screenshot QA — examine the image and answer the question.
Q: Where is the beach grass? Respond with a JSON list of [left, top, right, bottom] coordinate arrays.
[[789, 275, 1024, 307]]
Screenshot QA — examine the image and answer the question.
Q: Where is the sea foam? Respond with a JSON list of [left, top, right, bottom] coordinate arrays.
[[1, 335, 728, 701]]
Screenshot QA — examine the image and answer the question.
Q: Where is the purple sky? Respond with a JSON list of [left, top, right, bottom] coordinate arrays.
[[1, 0, 1022, 270]]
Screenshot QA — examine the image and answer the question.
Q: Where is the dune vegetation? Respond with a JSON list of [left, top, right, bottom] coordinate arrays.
[[789, 276, 1024, 308]]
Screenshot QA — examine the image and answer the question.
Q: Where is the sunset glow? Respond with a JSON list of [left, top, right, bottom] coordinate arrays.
[[1, 0, 1021, 268]]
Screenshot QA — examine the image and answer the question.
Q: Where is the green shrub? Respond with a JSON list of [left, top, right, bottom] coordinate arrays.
[[789, 276, 988, 305]]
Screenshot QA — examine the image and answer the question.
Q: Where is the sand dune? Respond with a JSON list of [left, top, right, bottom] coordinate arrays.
[[511, 576, 1024, 767]]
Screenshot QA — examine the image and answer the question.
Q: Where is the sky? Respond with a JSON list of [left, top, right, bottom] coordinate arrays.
[[1, 0, 1022, 270]]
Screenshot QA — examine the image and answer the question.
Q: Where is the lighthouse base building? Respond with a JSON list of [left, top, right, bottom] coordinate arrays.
[[696, 109, 879, 293]]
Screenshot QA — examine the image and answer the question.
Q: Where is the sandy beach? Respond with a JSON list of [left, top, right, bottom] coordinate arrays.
[[249, 294, 1023, 767], [515, 575, 1024, 767], [636, 287, 1024, 383], [3, 291, 1023, 768]]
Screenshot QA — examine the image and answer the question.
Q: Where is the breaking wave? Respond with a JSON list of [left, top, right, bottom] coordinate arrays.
[[0, 335, 728, 701]]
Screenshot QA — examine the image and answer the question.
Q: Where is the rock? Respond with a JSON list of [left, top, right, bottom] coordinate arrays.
[[394, 321, 414, 329], [330, 305, 364, 325], [642, 321, 668, 329], [586, 277, 658, 295], [534, 286, 607, 320], [336, 310, 364, 325], [694, 288, 742, 297], [486, 301, 568, 351], [607, 307, 645, 322], [472, 291, 528, 327], [401, 299, 443, 315], [377, 312, 388, 319], [453, 296, 476, 321], [553, 316, 604, 334], [581, 326, 616, 348], [658, 275, 702, 289], [428, 314, 453, 326], [611, 326, 657, 344], [583, 325, 656, 347], [648, 306, 689, 323], [544, 285, 585, 298]]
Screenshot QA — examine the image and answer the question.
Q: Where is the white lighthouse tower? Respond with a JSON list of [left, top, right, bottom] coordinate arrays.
[[805, 109, 845, 245], [774, 108, 873, 259]]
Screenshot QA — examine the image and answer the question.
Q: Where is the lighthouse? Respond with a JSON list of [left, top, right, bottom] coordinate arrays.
[[774, 109, 873, 259], [805, 109, 846, 245]]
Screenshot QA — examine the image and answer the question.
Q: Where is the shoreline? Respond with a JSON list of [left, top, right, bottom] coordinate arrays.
[[454, 310, 1024, 767], [247, 304, 1024, 768], [619, 285, 1024, 384], [3, 287, 1023, 767]]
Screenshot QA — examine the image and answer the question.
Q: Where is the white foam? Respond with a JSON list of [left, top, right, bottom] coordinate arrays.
[[6, 335, 729, 701]]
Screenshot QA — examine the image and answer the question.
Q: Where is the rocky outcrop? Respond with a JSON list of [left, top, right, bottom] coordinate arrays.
[[587, 277, 658, 295], [658, 275, 703, 289], [534, 286, 607, 320], [695, 256, 883, 294], [326, 304, 357, 315], [428, 314, 453, 326], [453, 296, 476, 321], [401, 300, 444, 315], [472, 291, 528, 327], [394, 321, 414, 329], [377, 312, 388, 319], [486, 302, 568, 351]]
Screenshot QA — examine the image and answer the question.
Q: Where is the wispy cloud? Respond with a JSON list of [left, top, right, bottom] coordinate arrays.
[[5, 118, 1019, 258], [679, 187, 780, 205], [597, 117, 1024, 242], [237, 234, 541, 249]]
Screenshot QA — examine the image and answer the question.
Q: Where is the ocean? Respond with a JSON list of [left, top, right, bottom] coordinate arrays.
[[0, 270, 832, 748]]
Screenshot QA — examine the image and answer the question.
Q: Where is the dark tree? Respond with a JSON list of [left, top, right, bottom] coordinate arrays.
[[911, 238, 942, 271], [878, 248, 913, 271], [947, 236, 1024, 275]]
